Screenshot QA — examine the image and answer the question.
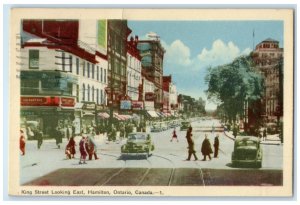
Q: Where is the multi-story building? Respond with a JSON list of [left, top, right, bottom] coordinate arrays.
[[126, 36, 142, 101], [20, 19, 108, 137], [106, 20, 129, 115], [252, 38, 283, 122], [162, 75, 178, 115], [137, 32, 165, 111]]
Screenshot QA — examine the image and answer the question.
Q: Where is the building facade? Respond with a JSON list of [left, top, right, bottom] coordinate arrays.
[[252, 38, 283, 122], [126, 36, 142, 101], [137, 33, 165, 111], [20, 19, 108, 137], [106, 20, 129, 113]]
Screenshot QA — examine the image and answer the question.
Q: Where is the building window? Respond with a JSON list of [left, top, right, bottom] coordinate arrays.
[[101, 89, 103, 104], [76, 58, 79, 75], [87, 63, 90, 78], [82, 84, 85, 101], [29, 50, 39, 69], [96, 89, 99, 104], [97, 66, 99, 81], [76, 84, 79, 102], [87, 84, 90, 101], [100, 67, 103, 82], [83, 61, 85, 77], [103, 92, 106, 105], [104, 69, 106, 83], [62, 52, 65, 71], [69, 55, 73, 73], [92, 64, 95, 79], [92, 86, 94, 101]]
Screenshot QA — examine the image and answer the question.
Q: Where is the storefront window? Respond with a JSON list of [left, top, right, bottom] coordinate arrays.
[[21, 79, 39, 95]]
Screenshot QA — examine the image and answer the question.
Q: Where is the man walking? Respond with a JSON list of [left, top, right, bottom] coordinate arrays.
[[186, 126, 198, 161], [213, 134, 220, 158], [201, 134, 213, 161]]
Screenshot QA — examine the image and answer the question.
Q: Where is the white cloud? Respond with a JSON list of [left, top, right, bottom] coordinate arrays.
[[241, 47, 252, 55], [162, 40, 193, 67], [197, 39, 241, 67]]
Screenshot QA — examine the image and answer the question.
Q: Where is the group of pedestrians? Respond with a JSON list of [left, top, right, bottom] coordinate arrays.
[[184, 126, 220, 161]]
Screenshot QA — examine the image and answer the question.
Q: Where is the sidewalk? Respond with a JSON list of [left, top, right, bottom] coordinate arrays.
[[223, 130, 282, 145]]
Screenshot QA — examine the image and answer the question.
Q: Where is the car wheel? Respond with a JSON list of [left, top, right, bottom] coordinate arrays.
[[256, 161, 262, 168]]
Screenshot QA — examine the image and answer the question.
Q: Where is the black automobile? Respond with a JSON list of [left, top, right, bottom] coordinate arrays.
[[231, 136, 263, 168], [121, 132, 155, 159]]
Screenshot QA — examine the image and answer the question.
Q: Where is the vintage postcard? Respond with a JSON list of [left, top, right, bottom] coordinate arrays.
[[9, 8, 294, 197]]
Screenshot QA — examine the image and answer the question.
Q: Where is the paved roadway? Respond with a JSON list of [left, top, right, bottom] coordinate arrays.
[[20, 118, 283, 186]]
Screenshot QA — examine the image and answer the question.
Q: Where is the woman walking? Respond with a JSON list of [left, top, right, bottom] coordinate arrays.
[[79, 136, 87, 164]]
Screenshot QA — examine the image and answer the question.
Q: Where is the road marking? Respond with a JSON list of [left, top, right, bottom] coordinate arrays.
[[194, 161, 206, 186], [137, 168, 151, 186], [100, 167, 125, 186]]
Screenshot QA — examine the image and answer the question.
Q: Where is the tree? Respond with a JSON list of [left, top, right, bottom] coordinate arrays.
[[205, 55, 264, 130]]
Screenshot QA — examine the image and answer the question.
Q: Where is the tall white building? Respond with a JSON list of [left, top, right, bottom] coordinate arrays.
[[126, 36, 142, 101]]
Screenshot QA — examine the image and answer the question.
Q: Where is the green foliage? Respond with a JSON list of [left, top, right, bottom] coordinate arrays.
[[206, 55, 264, 123]]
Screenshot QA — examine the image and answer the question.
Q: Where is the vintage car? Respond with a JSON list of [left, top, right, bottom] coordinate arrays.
[[231, 136, 263, 168], [121, 133, 155, 159], [151, 122, 168, 132], [180, 121, 190, 131]]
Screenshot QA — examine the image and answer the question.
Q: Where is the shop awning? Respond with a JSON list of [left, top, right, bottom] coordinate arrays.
[[98, 112, 110, 119], [147, 111, 159, 118], [113, 113, 127, 121], [156, 112, 165, 117]]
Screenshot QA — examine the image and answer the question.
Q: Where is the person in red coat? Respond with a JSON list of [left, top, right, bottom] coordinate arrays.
[[170, 128, 179, 142], [65, 137, 76, 159], [20, 130, 26, 155]]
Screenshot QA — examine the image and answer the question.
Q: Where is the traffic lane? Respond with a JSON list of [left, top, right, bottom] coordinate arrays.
[[24, 168, 283, 186], [201, 169, 283, 186]]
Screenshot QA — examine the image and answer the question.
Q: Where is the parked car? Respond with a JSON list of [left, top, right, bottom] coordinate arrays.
[[180, 121, 190, 131], [121, 132, 155, 159], [231, 136, 263, 168]]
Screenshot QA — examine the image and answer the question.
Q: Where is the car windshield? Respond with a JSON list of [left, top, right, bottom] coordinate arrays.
[[237, 140, 257, 147], [128, 134, 146, 141], [182, 122, 189, 126]]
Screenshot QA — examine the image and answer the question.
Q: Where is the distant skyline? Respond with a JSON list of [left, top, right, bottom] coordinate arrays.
[[128, 21, 283, 110]]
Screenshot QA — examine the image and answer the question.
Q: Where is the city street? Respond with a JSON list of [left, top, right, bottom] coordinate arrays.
[[20, 119, 283, 186]]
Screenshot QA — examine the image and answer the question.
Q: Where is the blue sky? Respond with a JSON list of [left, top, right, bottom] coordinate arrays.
[[128, 20, 283, 110]]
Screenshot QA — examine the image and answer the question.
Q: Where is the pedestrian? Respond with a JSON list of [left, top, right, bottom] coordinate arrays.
[[186, 126, 198, 161], [263, 128, 267, 141], [79, 136, 87, 164], [55, 126, 63, 149], [170, 128, 179, 142], [66, 125, 71, 141], [232, 124, 238, 138], [201, 134, 213, 161], [109, 125, 117, 142], [119, 123, 125, 140], [65, 136, 76, 159], [213, 134, 220, 158], [87, 135, 99, 160], [20, 130, 26, 155], [35, 127, 43, 149]]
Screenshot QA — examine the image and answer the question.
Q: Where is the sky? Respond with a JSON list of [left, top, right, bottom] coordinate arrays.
[[128, 21, 283, 110]]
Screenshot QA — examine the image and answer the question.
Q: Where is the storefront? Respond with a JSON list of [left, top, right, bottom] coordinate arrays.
[[20, 96, 76, 139]]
